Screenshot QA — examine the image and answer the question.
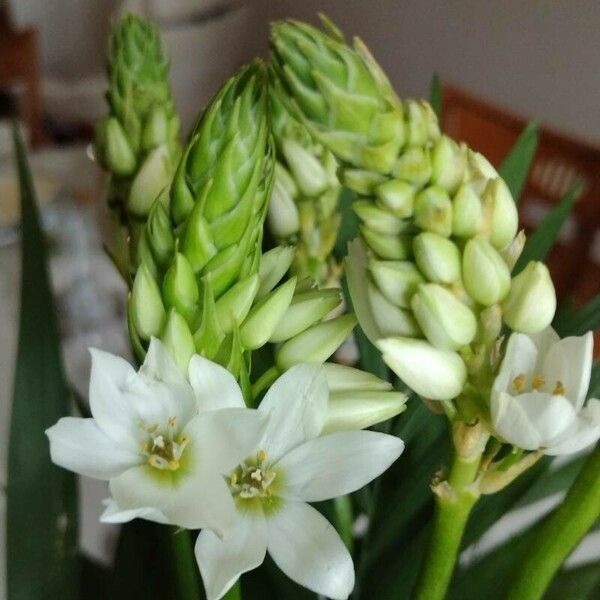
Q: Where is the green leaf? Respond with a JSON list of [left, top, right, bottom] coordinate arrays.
[[588, 363, 600, 400], [430, 74, 442, 121], [6, 124, 79, 599], [545, 562, 600, 600], [515, 180, 582, 274], [554, 294, 600, 338], [334, 187, 359, 260], [498, 121, 538, 202]]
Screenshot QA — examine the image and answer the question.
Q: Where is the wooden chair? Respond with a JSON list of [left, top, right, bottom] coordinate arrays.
[[0, 3, 45, 146], [441, 85, 600, 307]]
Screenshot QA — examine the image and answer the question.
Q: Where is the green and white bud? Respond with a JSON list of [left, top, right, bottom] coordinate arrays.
[[377, 337, 467, 400], [342, 169, 387, 195], [431, 135, 467, 195], [162, 252, 199, 326], [413, 186, 453, 237], [501, 230, 527, 271], [482, 178, 519, 249], [354, 200, 407, 234], [240, 277, 296, 349], [95, 116, 136, 177], [368, 281, 421, 337], [141, 106, 169, 151], [145, 201, 175, 269], [452, 183, 484, 237], [462, 236, 511, 306], [281, 138, 329, 197], [411, 284, 477, 350], [214, 275, 260, 334], [391, 147, 432, 187], [375, 179, 415, 217], [361, 227, 412, 260], [131, 262, 166, 340], [269, 288, 342, 342], [369, 259, 423, 308], [268, 172, 301, 238], [322, 363, 392, 392], [413, 232, 461, 284], [276, 314, 357, 370], [502, 261, 557, 334], [162, 309, 195, 374], [257, 246, 295, 298], [127, 145, 172, 217]]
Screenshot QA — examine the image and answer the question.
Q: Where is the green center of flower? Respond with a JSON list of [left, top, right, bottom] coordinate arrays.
[[142, 417, 188, 471]]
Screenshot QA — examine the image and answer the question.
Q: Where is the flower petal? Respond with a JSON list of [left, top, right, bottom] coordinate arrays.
[[141, 337, 190, 388], [529, 326, 560, 361], [46, 417, 141, 480], [183, 408, 270, 474], [491, 391, 576, 450], [267, 501, 354, 600], [493, 333, 538, 396], [276, 431, 404, 502], [541, 332, 593, 411], [546, 399, 600, 455], [259, 364, 328, 461], [195, 514, 267, 600], [100, 498, 169, 524], [89, 348, 140, 450], [188, 354, 245, 411]]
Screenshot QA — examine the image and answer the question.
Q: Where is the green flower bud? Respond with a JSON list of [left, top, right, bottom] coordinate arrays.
[[162, 253, 199, 325], [95, 116, 136, 177], [268, 173, 301, 238], [193, 276, 225, 358], [322, 363, 392, 392], [361, 226, 412, 260], [411, 283, 477, 350], [281, 137, 329, 197], [146, 200, 174, 268], [413, 232, 461, 284], [368, 281, 421, 337], [127, 144, 172, 217], [136, 228, 159, 280], [353, 200, 407, 234], [274, 162, 298, 197], [431, 135, 466, 194], [406, 100, 439, 147], [501, 230, 526, 271], [214, 274, 260, 334], [452, 183, 484, 237], [257, 246, 295, 298], [162, 309, 195, 374], [482, 178, 518, 249], [375, 179, 415, 217], [467, 150, 498, 193], [131, 262, 166, 340], [269, 288, 342, 342], [342, 169, 387, 195], [463, 236, 511, 306], [141, 106, 169, 152], [276, 314, 357, 370], [391, 147, 432, 187], [369, 260, 423, 308], [502, 261, 556, 334], [323, 390, 407, 434], [413, 185, 453, 237], [240, 277, 296, 349]]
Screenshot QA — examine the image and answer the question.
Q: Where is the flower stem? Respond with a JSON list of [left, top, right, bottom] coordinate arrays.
[[169, 528, 201, 600], [506, 445, 600, 600], [250, 366, 280, 403], [413, 448, 482, 600]]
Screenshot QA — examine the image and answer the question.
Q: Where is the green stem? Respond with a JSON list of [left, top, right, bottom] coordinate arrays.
[[169, 528, 201, 599], [413, 452, 482, 600], [250, 366, 280, 403], [506, 445, 600, 600]]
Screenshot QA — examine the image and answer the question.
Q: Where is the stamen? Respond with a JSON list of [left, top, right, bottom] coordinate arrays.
[[153, 435, 165, 449], [146, 424, 159, 434], [552, 381, 566, 396], [512, 374, 526, 392], [532, 374, 545, 390], [258, 450, 268, 463], [168, 416, 177, 428]]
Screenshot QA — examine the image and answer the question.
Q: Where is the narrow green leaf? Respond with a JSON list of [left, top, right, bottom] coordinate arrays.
[[7, 124, 79, 599], [554, 294, 600, 338], [498, 121, 538, 202], [545, 562, 600, 600], [334, 187, 359, 259], [515, 180, 582, 273], [430, 74, 442, 121], [588, 363, 600, 400]]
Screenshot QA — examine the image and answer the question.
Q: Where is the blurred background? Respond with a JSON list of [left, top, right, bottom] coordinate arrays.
[[1, 1, 599, 597]]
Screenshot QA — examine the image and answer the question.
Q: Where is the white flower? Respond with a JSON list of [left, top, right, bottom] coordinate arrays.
[[46, 338, 268, 536], [195, 364, 405, 600], [491, 328, 600, 455]]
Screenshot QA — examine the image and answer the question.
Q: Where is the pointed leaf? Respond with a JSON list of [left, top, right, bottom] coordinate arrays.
[[499, 122, 538, 202]]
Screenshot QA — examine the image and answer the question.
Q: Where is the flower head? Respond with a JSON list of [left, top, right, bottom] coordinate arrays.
[[46, 339, 268, 536], [491, 328, 600, 454], [195, 364, 404, 600]]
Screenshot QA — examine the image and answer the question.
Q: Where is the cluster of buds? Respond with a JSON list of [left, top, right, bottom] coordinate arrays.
[[270, 18, 557, 404], [268, 77, 343, 286], [127, 61, 356, 400], [94, 13, 181, 233]]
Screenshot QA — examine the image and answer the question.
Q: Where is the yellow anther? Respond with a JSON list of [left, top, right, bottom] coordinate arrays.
[[168, 460, 180, 470], [230, 473, 238, 485], [251, 470, 263, 482], [512, 374, 526, 392], [140, 442, 150, 453], [552, 381, 566, 396], [258, 450, 268, 463], [148, 456, 160, 468], [168, 416, 177, 427], [266, 488, 273, 497], [532, 375, 545, 390], [146, 424, 159, 434]]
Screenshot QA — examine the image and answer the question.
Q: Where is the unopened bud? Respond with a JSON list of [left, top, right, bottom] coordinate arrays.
[[240, 277, 296, 349], [502, 261, 556, 334], [270, 288, 342, 342], [282, 138, 329, 197], [323, 390, 407, 433], [361, 226, 412, 260], [375, 179, 415, 217], [368, 281, 421, 337], [369, 259, 423, 308], [322, 363, 392, 392], [354, 200, 407, 235], [95, 116, 136, 177], [413, 232, 461, 284], [214, 274, 260, 334], [391, 147, 432, 187], [413, 185, 453, 237], [276, 314, 357, 370], [131, 262, 166, 340], [146, 201, 174, 268], [431, 135, 466, 195], [162, 309, 195, 374], [406, 100, 434, 147], [257, 246, 295, 298], [452, 184, 484, 237], [482, 178, 518, 250], [376, 337, 467, 400], [411, 284, 477, 350], [342, 169, 387, 195], [268, 174, 301, 238], [141, 106, 169, 151], [463, 236, 511, 306], [162, 253, 199, 326], [501, 230, 526, 271], [467, 150, 498, 194], [127, 144, 172, 217]]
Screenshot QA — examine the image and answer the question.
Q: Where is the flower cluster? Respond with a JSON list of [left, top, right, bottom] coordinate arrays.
[[47, 341, 404, 599]]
